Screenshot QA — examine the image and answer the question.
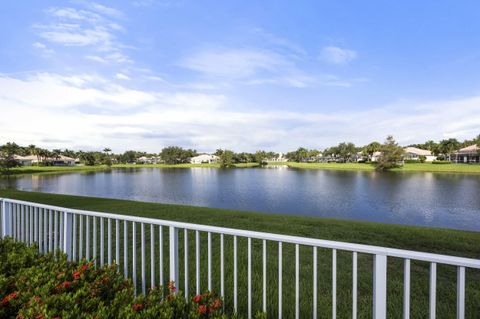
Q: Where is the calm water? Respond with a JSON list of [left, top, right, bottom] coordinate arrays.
[[1, 167, 479, 231]]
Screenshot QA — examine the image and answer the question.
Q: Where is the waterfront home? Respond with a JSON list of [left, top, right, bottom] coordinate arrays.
[[370, 151, 382, 162], [136, 156, 162, 164], [452, 144, 480, 163], [190, 154, 219, 164], [404, 147, 437, 162], [50, 155, 76, 166], [267, 152, 288, 162], [11, 155, 76, 166], [13, 155, 34, 166]]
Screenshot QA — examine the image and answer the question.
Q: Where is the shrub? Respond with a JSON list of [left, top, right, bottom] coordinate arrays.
[[0, 238, 265, 319]]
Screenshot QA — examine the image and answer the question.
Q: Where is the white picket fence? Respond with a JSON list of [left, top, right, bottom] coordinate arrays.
[[1, 197, 479, 319]]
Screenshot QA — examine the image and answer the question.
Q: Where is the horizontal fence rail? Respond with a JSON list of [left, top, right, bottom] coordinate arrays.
[[1, 198, 479, 319]]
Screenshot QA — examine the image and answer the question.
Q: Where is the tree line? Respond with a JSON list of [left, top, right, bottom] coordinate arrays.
[[1, 134, 479, 173]]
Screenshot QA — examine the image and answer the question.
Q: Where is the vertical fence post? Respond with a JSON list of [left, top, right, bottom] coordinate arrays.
[[63, 211, 72, 261], [169, 226, 179, 289], [6, 202, 12, 237], [373, 254, 387, 319], [1, 199, 6, 238]]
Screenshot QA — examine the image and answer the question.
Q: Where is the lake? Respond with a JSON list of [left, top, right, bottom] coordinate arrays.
[[1, 167, 479, 231]]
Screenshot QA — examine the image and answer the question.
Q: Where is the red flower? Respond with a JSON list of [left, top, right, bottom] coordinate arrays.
[[198, 305, 207, 314], [8, 291, 17, 299], [213, 298, 221, 309], [132, 303, 144, 312], [1, 291, 18, 306], [81, 264, 89, 271], [168, 281, 176, 292], [56, 281, 71, 290], [73, 271, 82, 280], [193, 295, 201, 303], [1, 297, 9, 306]]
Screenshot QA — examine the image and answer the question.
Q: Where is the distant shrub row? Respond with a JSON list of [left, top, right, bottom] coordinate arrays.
[[0, 238, 265, 319]]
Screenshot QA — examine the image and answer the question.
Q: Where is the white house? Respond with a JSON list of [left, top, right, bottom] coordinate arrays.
[[51, 155, 76, 166], [11, 155, 76, 166], [452, 144, 479, 164], [267, 152, 288, 162], [13, 155, 34, 166], [370, 151, 382, 162], [190, 154, 219, 164], [136, 156, 162, 164], [404, 147, 436, 162]]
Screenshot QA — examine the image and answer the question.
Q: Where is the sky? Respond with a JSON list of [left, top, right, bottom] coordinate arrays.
[[0, 0, 479, 153]]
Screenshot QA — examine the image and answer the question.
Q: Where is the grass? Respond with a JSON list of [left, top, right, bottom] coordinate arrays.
[[0, 189, 479, 318], [8, 165, 110, 175], [270, 161, 480, 174]]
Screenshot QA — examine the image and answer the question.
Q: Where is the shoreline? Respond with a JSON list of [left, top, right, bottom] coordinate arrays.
[[3, 161, 480, 176]]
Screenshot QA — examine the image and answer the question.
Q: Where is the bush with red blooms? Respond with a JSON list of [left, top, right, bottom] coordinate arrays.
[[0, 238, 269, 318], [191, 291, 223, 318]]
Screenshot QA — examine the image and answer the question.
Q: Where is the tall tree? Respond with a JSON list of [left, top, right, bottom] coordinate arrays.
[[438, 138, 460, 161], [374, 136, 405, 171], [0, 142, 20, 175], [103, 148, 112, 167], [219, 150, 235, 168], [363, 142, 381, 157]]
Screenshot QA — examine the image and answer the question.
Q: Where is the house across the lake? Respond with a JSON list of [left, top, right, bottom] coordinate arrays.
[[13, 155, 34, 166], [12, 155, 76, 166], [136, 156, 162, 164], [452, 144, 480, 164], [267, 152, 288, 162], [190, 154, 219, 164], [404, 147, 437, 162]]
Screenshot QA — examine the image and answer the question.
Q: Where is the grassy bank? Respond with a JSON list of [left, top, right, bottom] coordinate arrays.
[[5, 163, 260, 175], [272, 161, 480, 174], [1, 190, 479, 318], [8, 165, 110, 175]]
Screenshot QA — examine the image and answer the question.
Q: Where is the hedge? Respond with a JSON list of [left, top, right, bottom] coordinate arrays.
[[0, 238, 265, 319]]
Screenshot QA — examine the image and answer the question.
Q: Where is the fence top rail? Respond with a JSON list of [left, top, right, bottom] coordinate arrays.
[[2, 197, 480, 269]]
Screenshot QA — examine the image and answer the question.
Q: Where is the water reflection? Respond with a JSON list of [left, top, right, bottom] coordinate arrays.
[[1, 168, 479, 231]]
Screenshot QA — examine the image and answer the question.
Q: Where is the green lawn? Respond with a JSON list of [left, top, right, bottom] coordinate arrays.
[[270, 161, 480, 174], [5, 163, 260, 176], [1, 190, 479, 318], [8, 165, 110, 175]]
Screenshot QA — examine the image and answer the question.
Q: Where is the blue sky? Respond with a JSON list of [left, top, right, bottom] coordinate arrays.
[[1, 0, 479, 152]]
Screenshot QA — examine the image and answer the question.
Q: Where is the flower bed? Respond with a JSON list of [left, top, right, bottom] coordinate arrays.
[[0, 238, 265, 318]]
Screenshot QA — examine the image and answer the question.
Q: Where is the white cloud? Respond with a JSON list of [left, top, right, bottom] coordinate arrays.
[[34, 5, 130, 64], [87, 2, 124, 18], [0, 72, 479, 152], [180, 48, 290, 78], [32, 42, 55, 56], [320, 46, 357, 64], [116, 73, 130, 80], [85, 55, 107, 63]]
